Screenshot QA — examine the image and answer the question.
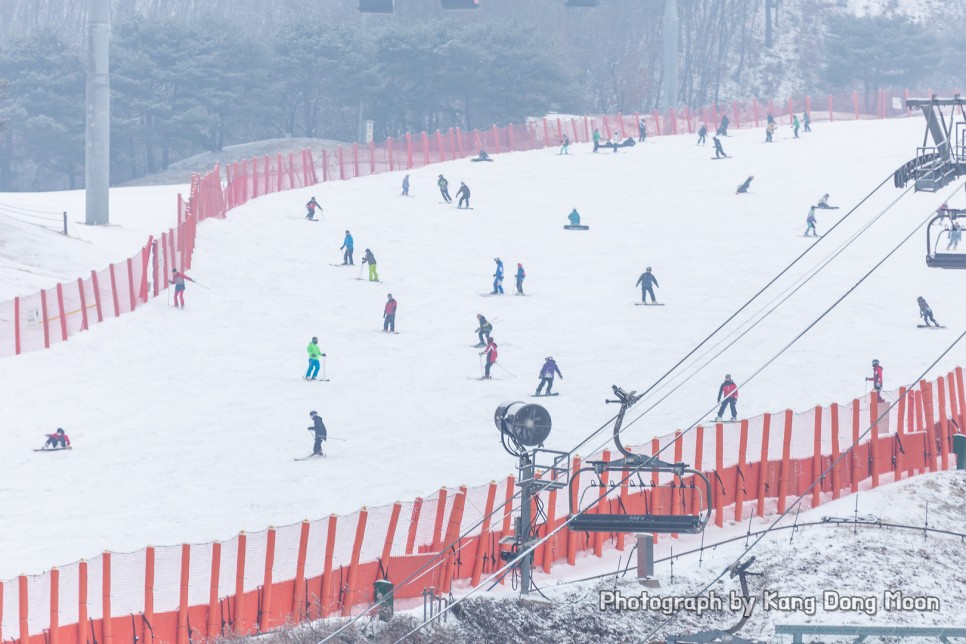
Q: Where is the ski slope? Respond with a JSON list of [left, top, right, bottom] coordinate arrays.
[[2, 115, 963, 579]]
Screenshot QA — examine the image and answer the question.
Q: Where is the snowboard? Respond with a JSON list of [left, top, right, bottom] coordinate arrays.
[[305, 219, 320, 222], [917, 325, 945, 329], [710, 156, 731, 160], [531, 393, 560, 397], [564, 225, 590, 231], [294, 453, 326, 461], [802, 234, 822, 238], [34, 447, 72, 452], [635, 302, 665, 306], [454, 207, 475, 210]]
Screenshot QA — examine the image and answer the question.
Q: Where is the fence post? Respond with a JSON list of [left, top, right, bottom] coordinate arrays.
[[756, 415, 771, 516], [404, 499, 422, 555], [957, 368, 966, 436], [292, 521, 311, 624], [321, 149, 329, 182], [472, 482, 498, 585], [922, 380, 937, 472], [55, 283, 68, 340], [177, 544, 189, 644], [735, 421, 749, 521], [387, 137, 395, 172], [778, 410, 793, 513], [852, 92, 859, 119], [422, 132, 431, 166], [830, 406, 841, 498], [566, 458, 580, 566], [379, 502, 402, 581], [593, 450, 611, 557], [207, 543, 221, 639], [405, 133, 413, 169], [435, 131, 445, 162], [102, 552, 112, 644], [546, 482, 560, 564], [946, 373, 959, 443], [895, 387, 907, 480], [501, 474, 515, 537], [693, 425, 704, 521], [352, 143, 360, 178], [260, 527, 276, 630], [88, 272, 101, 325], [431, 488, 448, 552], [18, 575, 27, 644], [441, 491, 467, 592], [48, 567, 59, 644], [337, 147, 345, 181], [321, 516, 337, 617], [714, 424, 724, 527], [108, 264, 120, 317], [144, 547, 155, 644], [78, 561, 88, 644], [342, 509, 368, 616], [869, 393, 880, 488], [41, 289, 51, 348], [234, 532, 247, 635], [828, 95, 833, 122], [937, 377, 949, 470], [812, 406, 823, 507]]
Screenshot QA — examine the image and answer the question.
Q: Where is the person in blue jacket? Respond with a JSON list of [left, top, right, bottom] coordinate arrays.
[[535, 357, 563, 395], [515, 263, 526, 294], [568, 209, 580, 226], [491, 258, 504, 294], [341, 230, 354, 265], [401, 174, 410, 196]]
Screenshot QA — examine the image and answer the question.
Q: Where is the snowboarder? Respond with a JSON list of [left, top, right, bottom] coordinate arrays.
[[307, 411, 327, 456], [492, 258, 504, 294], [736, 176, 754, 194], [170, 268, 195, 309], [456, 182, 471, 209], [697, 124, 708, 146], [559, 134, 570, 155], [480, 337, 498, 379], [715, 374, 738, 422], [305, 197, 322, 220], [340, 230, 354, 265], [917, 297, 939, 327], [42, 428, 71, 450], [438, 175, 452, 203], [568, 209, 581, 226], [592, 128, 601, 153], [361, 248, 378, 281], [802, 110, 811, 132], [713, 136, 727, 159], [401, 175, 410, 196], [384, 294, 397, 332], [947, 215, 962, 250], [718, 114, 730, 136], [475, 314, 493, 347], [765, 121, 776, 142], [476, 150, 491, 161], [536, 357, 563, 395], [305, 336, 325, 380], [805, 207, 818, 237], [636, 267, 659, 303], [866, 360, 884, 400], [792, 114, 801, 138], [638, 118, 647, 142], [816, 194, 838, 210], [515, 263, 526, 295]]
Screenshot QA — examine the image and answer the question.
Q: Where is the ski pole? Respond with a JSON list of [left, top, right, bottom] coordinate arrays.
[[323, 355, 327, 381], [192, 280, 210, 290], [358, 263, 365, 279], [326, 437, 346, 442], [495, 363, 517, 378]]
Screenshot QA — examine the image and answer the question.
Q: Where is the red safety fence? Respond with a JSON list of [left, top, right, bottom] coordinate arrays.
[[2, 369, 963, 644]]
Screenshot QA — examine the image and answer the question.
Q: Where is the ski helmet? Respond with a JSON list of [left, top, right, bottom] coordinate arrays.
[[309, 411, 318, 417], [646, 267, 652, 272], [725, 373, 732, 379], [56, 428, 64, 434], [872, 359, 879, 365]]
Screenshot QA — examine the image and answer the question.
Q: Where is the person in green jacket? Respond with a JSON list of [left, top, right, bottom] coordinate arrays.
[[792, 114, 801, 139], [305, 336, 325, 380], [592, 128, 601, 153], [568, 209, 580, 226]]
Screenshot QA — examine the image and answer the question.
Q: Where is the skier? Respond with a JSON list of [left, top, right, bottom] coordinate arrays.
[[805, 207, 818, 237], [42, 428, 71, 450], [170, 268, 195, 309], [947, 214, 962, 250], [792, 114, 801, 138], [361, 248, 378, 281], [456, 182, 471, 209], [592, 128, 601, 153], [559, 134, 570, 155], [866, 360, 884, 400], [766, 113, 775, 126], [636, 267, 659, 304], [491, 258, 504, 294], [401, 175, 410, 196], [568, 208, 581, 226], [713, 136, 727, 159], [697, 124, 708, 146], [917, 296, 939, 327], [802, 110, 811, 132], [475, 314, 493, 347], [765, 121, 776, 143], [638, 118, 647, 142], [480, 337, 498, 379], [476, 150, 491, 161], [438, 175, 452, 203], [307, 411, 327, 456], [718, 114, 730, 136], [340, 230, 354, 265], [305, 337, 325, 380], [736, 176, 753, 194], [715, 374, 738, 422], [384, 294, 397, 332], [816, 194, 838, 210], [535, 357, 563, 395], [515, 263, 526, 295], [305, 197, 322, 220]]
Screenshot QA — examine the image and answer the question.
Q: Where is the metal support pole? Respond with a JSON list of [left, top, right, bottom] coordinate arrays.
[[518, 454, 535, 595], [660, 0, 678, 111], [63, 211, 68, 235], [85, 0, 111, 225], [636, 534, 658, 587]]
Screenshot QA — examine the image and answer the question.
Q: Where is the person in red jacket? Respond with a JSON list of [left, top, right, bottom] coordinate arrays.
[[480, 337, 498, 379], [866, 359, 884, 400], [170, 268, 195, 309], [715, 374, 738, 421], [43, 428, 71, 450], [383, 294, 397, 332]]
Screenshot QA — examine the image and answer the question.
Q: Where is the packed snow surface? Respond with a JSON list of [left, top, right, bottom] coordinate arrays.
[[2, 114, 964, 580]]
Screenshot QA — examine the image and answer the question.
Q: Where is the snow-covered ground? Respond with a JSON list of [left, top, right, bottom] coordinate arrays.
[[2, 113, 963, 582]]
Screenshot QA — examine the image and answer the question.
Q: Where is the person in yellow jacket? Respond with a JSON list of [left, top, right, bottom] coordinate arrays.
[[305, 337, 325, 380]]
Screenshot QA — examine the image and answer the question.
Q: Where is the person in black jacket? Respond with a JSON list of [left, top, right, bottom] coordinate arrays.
[[713, 136, 727, 159], [475, 314, 493, 347], [736, 176, 754, 194], [917, 297, 939, 327], [635, 267, 659, 303], [697, 124, 708, 145], [307, 411, 327, 456], [718, 114, 730, 136], [456, 182, 471, 209]]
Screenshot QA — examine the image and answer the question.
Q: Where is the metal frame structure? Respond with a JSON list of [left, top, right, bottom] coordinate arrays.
[[895, 96, 966, 192]]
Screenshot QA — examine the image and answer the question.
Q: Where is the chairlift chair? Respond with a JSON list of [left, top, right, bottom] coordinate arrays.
[[926, 208, 966, 269]]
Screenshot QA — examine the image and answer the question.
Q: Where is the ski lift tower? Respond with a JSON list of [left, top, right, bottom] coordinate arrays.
[[894, 95, 966, 192]]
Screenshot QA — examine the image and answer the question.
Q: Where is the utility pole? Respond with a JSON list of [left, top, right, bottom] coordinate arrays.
[[661, 0, 679, 111], [516, 453, 536, 595], [85, 0, 111, 225]]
